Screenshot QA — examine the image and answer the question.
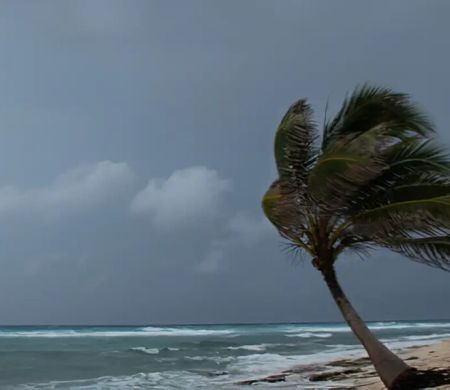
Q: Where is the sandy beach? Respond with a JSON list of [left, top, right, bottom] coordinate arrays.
[[353, 340, 450, 389], [240, 339, 450, 389]]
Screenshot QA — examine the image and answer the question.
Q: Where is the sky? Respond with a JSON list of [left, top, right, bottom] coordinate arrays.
[[0, 0, 449, 325]]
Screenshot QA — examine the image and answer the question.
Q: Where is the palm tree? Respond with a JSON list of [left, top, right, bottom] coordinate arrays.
[[262, 85, 450, 389]]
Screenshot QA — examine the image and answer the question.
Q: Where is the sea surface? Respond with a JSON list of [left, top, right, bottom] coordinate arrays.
[[0, 321, 449, 389]]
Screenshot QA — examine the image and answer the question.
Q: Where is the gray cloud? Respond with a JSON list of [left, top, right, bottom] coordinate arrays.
[[0, 161, 135, 218], [130, 166, 231, 228]]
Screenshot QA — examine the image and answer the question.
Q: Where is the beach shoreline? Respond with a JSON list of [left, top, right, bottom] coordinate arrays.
[[239, 339, 450, 389]]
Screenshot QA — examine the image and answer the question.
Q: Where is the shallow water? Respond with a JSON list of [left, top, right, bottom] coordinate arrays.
[[1, 321, 449, 388]]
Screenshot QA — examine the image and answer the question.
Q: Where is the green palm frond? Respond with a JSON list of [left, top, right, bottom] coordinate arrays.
[[379, 236, 450, 271], [387, 139, 450, 173], [261, 180, 312, 252], [343, 139, 450, 213], [275, 100, 318, 195], [388, 184, 450, 202], [307, 151, 386, 209], [323, 85, 434, 150], [352, 196, 450, 237], [261, 180, 283, 227]]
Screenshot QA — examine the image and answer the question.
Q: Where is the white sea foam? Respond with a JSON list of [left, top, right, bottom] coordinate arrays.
[[228, 348, 364, 377], [229, 353, 305, 374], [369, 322, 450, 330], [22, 371, 218, 389], [227, 334, 448, 383], [283, 321, 450, 334], [130, 347, 160, 355], [401, 333, 450, 341], [326, 334, 450, 354], [0, 326, 236, 338], [22, 362, 357, 390], [381, 336, 450, 351], [185, 355, 235, 364], [227, 344, 268, 351], [22, 367, 351, 389], [287, 332, 332, 338], [139, 326, 235, 337]]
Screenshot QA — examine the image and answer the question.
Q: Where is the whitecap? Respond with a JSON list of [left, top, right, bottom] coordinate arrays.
[[287, 332, 332, 338], [283, 321, 450, 334], [369, 322, 450, 331], [402, 333, 450, 341], [139, 326, 236, 337], [185, 355, 235, 364], [0, 326, 236, 338], [227, 344, 268, 352], [129, 347, 160, 355]]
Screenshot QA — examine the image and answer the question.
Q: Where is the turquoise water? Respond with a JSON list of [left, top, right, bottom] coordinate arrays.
[[0, 321, 449, 388]]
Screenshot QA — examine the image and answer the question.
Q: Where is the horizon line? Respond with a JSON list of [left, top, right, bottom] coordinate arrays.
[[0, 318, 449, 327]]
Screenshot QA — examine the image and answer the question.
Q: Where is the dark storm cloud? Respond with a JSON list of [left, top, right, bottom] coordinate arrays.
[[0, 0, 448, 324]]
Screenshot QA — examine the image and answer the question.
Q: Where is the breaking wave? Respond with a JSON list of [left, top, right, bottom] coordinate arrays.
[[129, 347, 160, 355], [0, 326, 236, 338]]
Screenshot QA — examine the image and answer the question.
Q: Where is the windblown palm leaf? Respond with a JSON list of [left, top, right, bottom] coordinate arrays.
[[377, 236, 450, 270], [263, 85, 450, 270], [274, 99, 317, 196], [322, 84, 433, 149]]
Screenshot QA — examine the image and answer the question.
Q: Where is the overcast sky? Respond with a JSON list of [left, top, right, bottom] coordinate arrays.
[[0, 0, 448, 325]]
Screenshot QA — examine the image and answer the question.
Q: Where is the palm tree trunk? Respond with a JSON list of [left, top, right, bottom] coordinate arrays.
[[320, 263, 414, 389]]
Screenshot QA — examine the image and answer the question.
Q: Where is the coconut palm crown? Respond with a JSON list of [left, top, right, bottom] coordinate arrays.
[[262, 85, 450, 389]]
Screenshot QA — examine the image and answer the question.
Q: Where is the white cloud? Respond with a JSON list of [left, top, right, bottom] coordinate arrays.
[[0, 161, 135, 217], [130, 166, 231, 229]]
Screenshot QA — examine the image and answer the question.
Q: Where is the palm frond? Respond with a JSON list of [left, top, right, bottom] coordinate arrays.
[[307, 151, 386, 211], [261, 179, 312, 252], [275, 100, 318, 196], [388, 184, 450, 202], [379, 236, 450, 271], [387, 139, 450, 172], [343, 139, 450, 214], [323, 84, 434, 150], [281, 241, 309, 264], [352, 196, 450, 237], [334, 234, 374, 258]]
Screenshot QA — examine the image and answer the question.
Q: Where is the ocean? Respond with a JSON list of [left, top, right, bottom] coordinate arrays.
[[0, 321, 449, 389]]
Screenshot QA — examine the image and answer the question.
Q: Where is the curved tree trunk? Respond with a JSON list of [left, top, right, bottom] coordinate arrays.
[[320, 263, 414, 389]]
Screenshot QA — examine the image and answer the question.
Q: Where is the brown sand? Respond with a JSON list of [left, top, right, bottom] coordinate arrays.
[[353, 340, 450, 389]]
